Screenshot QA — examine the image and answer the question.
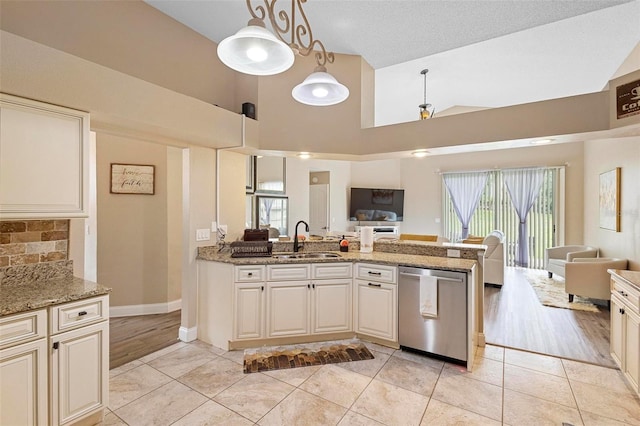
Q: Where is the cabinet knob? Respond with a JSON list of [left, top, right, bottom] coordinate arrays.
[[261, 286, 264, 291], [368, 282, 382, 287], [78, 311, 88, 316], [367, 271, 382, 276], [248, 272, 253, 276], [52, 342, 59, 350], [621, 308, 626, 315]]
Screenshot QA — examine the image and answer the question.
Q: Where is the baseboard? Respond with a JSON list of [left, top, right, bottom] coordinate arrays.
[[110, 299, 181, 317], [179, 326, 198, 342]]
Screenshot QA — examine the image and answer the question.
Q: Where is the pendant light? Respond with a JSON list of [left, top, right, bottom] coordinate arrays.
[[292, 65, 349, 106], [419, 69, 435, 119], [217, 18, 295, 76], [217, 0, 348, 106]]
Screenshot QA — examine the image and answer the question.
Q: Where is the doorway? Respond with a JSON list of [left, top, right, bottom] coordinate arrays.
[[309, 171, 330, 236]]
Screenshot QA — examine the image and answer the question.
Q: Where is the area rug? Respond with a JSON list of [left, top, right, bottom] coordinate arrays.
[[524, 269, 600, 312], [243, 339, 374, 374]]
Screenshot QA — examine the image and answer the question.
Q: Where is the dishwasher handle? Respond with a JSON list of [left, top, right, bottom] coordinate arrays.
[[399, 271, 463, 283]]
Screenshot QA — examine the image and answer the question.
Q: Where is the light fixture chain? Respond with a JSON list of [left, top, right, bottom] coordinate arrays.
[[247, 0, 334, 67]]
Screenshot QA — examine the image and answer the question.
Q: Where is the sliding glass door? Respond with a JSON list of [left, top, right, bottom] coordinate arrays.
[[442, 167, 560, 269]]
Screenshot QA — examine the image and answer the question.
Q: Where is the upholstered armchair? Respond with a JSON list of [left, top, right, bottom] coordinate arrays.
[[565, 258, 628, 302], [545, 245, 599, 278], [482, 230, 506, 287]]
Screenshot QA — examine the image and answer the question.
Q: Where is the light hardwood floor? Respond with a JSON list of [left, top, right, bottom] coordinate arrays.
[[108, 266, 615, 370], [109, 310, 181, 369], [484, 266, 614, 367]]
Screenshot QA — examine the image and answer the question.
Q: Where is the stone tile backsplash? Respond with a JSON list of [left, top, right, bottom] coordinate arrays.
[[0, 220, 69, 267]]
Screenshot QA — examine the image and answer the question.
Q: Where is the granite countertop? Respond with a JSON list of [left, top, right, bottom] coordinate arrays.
[[197, 247, 477, 273], [609, 269, 640, 290], [0, 260, 111, 317], [0, 276, 111, 317]]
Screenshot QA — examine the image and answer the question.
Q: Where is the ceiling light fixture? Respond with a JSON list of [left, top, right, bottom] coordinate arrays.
[[218, 0, 349, 106], [419, 69, 435, 120], [297, 152, 311, 159], [412, 149, 430, 158]]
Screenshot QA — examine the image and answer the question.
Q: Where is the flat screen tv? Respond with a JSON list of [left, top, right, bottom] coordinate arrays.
[[349, 188, 404, 222]]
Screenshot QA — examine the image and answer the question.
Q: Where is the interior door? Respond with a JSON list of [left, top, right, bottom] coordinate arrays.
[[309, 184, 329, 236]]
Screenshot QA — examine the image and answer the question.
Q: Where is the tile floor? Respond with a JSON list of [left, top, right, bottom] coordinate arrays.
[[104, 340, 640, 425]]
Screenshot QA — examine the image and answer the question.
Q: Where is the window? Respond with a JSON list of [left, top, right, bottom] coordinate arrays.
[[442, 167, 561, 268]]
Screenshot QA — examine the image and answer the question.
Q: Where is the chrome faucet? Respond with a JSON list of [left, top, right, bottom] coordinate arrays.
[[293, 220, 309, 252]]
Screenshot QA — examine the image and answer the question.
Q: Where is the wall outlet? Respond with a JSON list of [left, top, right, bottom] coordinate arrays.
[[196, 228, 211, 241], [218, 224, 228, 234], [447, 249, 461, 258]]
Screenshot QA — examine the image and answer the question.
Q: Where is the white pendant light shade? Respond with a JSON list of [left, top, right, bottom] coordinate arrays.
[[292, 67, 349, 106], [217, 23, 295, 76]]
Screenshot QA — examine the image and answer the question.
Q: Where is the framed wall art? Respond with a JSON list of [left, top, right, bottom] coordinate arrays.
[[110, 163, 155, 195], [599, 167, 621, 232]]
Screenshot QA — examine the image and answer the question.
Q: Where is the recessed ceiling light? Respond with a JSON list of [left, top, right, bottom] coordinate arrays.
[[531, 139, 553, 145], [298, 152, 311, 159], [412, 149, 429, 158]]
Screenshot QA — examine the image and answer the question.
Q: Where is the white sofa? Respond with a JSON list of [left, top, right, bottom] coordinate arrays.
[[565, 258, 628, 302], [545, 245, 599, 279]]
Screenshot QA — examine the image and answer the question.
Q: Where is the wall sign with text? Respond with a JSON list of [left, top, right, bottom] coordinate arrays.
[[110, 163, 155, 195], [616, 78, 640, 120]]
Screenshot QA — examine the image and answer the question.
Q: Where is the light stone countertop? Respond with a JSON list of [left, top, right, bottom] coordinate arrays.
[[0, 276, 111, 317], [197, 246, 478, 273], [609, 269, 640, 291], [0, 260, 111, 317]]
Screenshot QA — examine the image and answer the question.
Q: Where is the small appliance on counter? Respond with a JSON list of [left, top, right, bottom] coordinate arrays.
[[339, 235, 349, 252], [243, 228, 269, 241]]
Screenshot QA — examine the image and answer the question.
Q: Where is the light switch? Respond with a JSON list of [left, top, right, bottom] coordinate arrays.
[[196, 228, 211, 241]]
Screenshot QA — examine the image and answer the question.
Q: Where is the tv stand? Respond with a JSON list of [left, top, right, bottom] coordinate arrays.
[[354, 225, 399, 237]]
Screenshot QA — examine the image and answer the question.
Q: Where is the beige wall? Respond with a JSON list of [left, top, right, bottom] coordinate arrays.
[[167, 147, 183, 302], [0, 0, 238, 111], [96, 133, 178, 307], [584, 136, 640, 270], [218, 151, 247, 242]]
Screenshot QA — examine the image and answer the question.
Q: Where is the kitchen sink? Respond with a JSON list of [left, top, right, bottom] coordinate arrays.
[[272, 252, 341, 259]]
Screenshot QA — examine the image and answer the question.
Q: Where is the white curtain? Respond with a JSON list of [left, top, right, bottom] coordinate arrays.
[[503, 168, 546, 267], [443, 172, 488, 239]]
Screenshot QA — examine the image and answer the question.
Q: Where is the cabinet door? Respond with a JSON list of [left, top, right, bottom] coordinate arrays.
[[354, 279, 397, 342], [312, 279, 352, 334], [234, 283, 265, 340], [51, 321, 108, 426], [611, 296, 625, 368], [0, 94, 89, 219], [624, 308, 640, 390], [267, 281, 310, 337], [0, 338, 48, 426]]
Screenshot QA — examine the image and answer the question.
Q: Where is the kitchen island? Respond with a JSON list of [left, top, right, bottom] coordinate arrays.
[[197, 239, 481, 370]]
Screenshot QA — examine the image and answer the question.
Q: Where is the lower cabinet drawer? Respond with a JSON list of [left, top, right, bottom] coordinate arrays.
[[50, 295, 109, 334], [612, 279, 640, 314], [0, 309, 47, 350]]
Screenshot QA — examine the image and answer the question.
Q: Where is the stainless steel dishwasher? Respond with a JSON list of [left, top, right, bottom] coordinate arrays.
[[398, 266, 468, 363]]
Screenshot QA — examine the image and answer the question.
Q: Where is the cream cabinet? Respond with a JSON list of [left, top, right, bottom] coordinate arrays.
[[311, 263, 352, 334], [49, 296, 109, 426], [234, 283, 266, 340], [0, 295, 108, 426], [0, 310, 48, 426], [354, 263, 398, 343], [233, 265, 266, 340], [610, 274, 640, 395], [0, 93, 89, 219], [266, 264, 311, 338]]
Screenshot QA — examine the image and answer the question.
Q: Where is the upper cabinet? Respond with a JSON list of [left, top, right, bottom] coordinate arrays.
[[0, 94, 89, 219]]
